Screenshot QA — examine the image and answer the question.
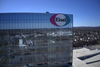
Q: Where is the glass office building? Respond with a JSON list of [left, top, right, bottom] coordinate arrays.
[[0, 13, 73, 67]]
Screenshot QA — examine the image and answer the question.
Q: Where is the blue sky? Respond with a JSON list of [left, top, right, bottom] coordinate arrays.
[[0, 0, 100, 27]]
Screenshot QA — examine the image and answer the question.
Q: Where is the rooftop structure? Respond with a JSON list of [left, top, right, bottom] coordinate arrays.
[[73, 47, 100, 67]]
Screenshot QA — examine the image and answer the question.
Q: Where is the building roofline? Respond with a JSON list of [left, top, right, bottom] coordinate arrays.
[[0, 12, 73, 15]]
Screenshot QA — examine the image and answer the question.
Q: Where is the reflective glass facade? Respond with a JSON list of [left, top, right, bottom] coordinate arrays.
[[0, 13, 73, 67]]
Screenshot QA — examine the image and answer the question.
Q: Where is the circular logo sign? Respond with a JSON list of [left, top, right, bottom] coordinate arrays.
[[50, 14, 70, 27]]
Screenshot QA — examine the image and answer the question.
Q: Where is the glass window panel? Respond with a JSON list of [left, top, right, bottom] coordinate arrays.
[[0, 14, 3, 20], [0, 13, 73, 67]]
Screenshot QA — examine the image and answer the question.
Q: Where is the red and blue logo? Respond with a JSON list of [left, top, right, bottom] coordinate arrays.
[[50, 13, 70, 27]]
